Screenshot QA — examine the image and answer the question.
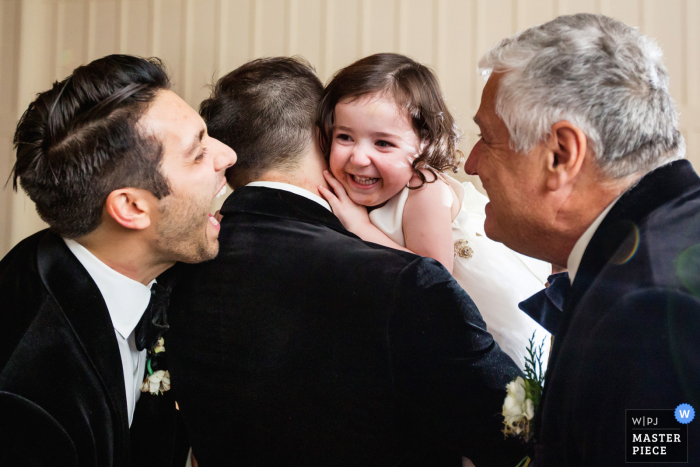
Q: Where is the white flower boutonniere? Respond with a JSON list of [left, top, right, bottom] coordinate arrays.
[[140, 337, 170, 395], [154, 337, 165, 353], [141, 369, 171, 395], [502, 332, 546, 466], [503, 376, 536, 439]]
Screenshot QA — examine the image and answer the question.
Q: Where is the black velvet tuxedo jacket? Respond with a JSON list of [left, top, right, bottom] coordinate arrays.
[[167, 187, 525, 467], [0, 230, 186, 467], [535, 160, 700, 466]]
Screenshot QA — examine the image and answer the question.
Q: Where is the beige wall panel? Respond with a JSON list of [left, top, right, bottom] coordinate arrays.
[[360, 0, 395, 57], [55, 0, 88, 80], [152, 0, 183, 95], [437, 0, 474, 116], [436, 0, 478, 186], [253, 0, 287, 58], [0, 0, 21, 254], [122, 0, 152, 57], [0, 0, 20, 118], [2, 0, 699, 255], [183, 0, 218, 107], [644, 0, 684, 103], [219, 0, 252, 75], [475, 0, 517, 62], [474, 0, 515, 117], [401, 0, 435, 66], [557, 0, 597, 15], [516, 0, 556, 30], [323, 0, 359, 79], [11, 0, 57, 249], [599, 0, 641, 26], [0, 134, 14, 254], [687, 131, 700, 169], [290, 0, 322, 73], [686, 0, 699, 110], [87, 0, 118, 62]]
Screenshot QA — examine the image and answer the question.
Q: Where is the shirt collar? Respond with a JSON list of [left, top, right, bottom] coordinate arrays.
[[246, 181, 332, 212], [63, 238, 154, 339], [566, 196, 620, 285]]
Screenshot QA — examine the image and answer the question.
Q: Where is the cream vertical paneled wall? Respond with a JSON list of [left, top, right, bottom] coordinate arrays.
[[1, 0, 699, 255]]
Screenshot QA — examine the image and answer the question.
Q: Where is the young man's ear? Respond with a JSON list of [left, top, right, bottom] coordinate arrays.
[[544, 121, 588, 191], [104, 188, 155, 230]]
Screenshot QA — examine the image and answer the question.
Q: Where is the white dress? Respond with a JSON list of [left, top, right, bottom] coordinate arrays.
[[369, 176, 552, 371]]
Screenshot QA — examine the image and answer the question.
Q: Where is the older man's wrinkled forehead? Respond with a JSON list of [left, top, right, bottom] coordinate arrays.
[[474, 73, 506, 141]]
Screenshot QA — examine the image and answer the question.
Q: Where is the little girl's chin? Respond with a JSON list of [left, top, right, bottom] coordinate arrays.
[[348, 192, 391, 208]]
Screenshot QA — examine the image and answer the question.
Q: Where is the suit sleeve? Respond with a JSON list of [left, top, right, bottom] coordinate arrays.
[[388, 257, 527, 467], [0, 391, 78, 467], [574, 288, 700, 465]]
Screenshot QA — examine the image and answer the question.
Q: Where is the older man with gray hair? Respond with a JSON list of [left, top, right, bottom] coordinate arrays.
[[466, 13, 699, 466]]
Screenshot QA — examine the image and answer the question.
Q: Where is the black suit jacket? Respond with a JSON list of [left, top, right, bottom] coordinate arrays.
[[536, 160, 700, 466], [0, 230, 186, 467], [167, 187, 525, 467]]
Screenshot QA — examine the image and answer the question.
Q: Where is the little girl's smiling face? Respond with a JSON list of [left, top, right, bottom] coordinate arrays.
[[330, 93, 421, 207]]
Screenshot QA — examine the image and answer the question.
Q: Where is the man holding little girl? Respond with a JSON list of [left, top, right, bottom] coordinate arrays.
[[171, 12, 699, 467]]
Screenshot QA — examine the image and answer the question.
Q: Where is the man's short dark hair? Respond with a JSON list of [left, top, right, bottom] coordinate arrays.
[[199, 56, 323, 188], [12, 54, 171, 238]]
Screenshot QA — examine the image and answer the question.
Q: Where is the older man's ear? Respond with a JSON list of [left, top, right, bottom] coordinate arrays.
[[544, 121, 588, 192]]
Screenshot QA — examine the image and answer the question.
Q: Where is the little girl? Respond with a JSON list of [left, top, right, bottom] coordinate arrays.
[[318, 53, 551, 370]]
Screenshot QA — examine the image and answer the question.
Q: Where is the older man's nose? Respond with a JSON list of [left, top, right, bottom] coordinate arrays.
[[464, 145, 480, 175]]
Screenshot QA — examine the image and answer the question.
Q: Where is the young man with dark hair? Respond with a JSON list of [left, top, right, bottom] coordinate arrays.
[[0, 54, 236, 467], [167, 56, 525, 466], [199, 56, 324, 188]]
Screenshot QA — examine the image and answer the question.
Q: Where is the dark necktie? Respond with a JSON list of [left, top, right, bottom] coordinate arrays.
[[135, 282, 170, 351]]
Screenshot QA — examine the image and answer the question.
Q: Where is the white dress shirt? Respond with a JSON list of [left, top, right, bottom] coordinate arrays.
[[566, 197, 621, 285], [64, 238, 154, 427], [246, 181, 332, 212]]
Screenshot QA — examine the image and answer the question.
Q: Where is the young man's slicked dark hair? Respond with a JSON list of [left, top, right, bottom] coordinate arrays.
[[199, 56, 323, 188], [12, 54, 171, 238]]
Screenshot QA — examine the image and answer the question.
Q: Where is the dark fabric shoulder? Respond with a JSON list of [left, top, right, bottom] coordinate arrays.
[[388, 257, 525, 466], [391, 256, 493, 352], [0, 229, 48, 276], [0, 230, 52, 370], [0, 391, 78, 466], [641, 185, 700, 290]]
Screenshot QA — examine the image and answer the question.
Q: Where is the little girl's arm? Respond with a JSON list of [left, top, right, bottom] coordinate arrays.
[[402, 177, 455, 272], [318, 171, 413, 253]]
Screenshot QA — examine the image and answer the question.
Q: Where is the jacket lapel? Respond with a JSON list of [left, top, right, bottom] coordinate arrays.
[[36, 231, 130, 463], [537, 160, 700, 441], [569, 160, 700, 311]]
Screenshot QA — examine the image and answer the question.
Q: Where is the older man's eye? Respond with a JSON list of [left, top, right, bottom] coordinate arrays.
[[195, 149, 206, 162]]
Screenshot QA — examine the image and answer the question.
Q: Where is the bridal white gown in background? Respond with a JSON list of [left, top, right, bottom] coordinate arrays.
[[369, 176, 552, 371]]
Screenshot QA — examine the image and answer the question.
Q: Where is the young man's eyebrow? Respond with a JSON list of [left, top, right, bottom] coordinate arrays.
[[185, 129, 206, 157]]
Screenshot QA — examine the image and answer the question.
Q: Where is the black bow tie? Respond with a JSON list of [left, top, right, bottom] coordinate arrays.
[[518, 272, 570, 335], [135, 282, 171, 351]]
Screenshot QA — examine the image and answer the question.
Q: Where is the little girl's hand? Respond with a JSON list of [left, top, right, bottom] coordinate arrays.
[[319, 170, 372, 233]]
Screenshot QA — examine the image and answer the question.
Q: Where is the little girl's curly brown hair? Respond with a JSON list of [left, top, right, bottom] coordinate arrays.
[[318, 53, 462, 189]]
